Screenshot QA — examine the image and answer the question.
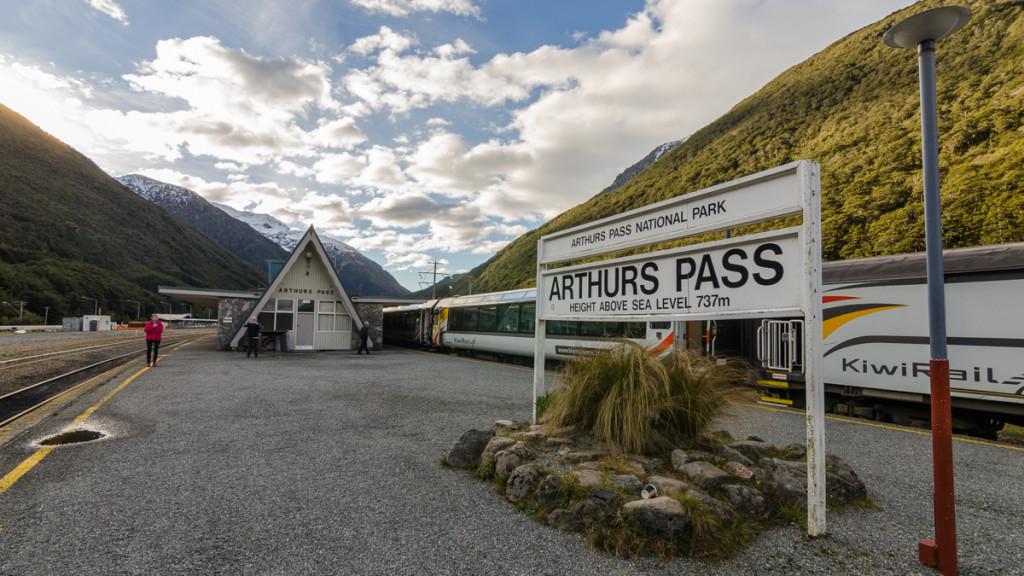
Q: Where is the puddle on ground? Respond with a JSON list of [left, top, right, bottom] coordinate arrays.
[[39, 429, 105, 446]]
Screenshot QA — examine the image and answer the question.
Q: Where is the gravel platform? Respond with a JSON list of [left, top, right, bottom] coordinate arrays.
[[0, 342, 1020, 575]]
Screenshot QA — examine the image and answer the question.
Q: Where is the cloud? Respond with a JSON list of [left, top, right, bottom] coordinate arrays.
[[349, 0, 481, 18], [340, 27, 530, 115], [86, 0, 129, 25]]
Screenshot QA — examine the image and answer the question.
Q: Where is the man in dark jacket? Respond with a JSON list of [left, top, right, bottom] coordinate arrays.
[[357, 320, 371, 355], [244, 316, 263, 358]]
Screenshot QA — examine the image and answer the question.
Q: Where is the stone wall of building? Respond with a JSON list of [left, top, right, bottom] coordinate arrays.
[[353, 303, 383, 350], [218, 297, 255, 351]]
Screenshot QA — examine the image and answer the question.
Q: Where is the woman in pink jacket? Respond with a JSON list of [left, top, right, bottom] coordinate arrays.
[[144, 313, 164, 367]]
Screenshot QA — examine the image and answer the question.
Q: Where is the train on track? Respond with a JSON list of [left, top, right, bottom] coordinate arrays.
[[384, 243, 1024, 438]]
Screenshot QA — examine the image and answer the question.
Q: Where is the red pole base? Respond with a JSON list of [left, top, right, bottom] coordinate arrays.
[[919, 539, 939, 567]]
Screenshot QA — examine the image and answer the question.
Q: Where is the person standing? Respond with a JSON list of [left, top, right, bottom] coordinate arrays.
[[243, 316, 263, 358], [144, 313, 164, 367], [357, 320, 371, 355]]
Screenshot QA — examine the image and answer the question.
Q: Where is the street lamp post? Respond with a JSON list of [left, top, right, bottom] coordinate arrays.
[[81, 296, 98, 315], [127, 299, 141, 319], [44, 307, 49, 325], [884, 6, 972, 576]]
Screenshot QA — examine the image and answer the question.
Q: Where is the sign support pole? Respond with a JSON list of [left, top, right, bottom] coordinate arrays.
[[799, 162, 826, 537]]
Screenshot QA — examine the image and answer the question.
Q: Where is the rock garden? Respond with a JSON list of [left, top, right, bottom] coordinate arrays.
[[442, 343, 872, 559]]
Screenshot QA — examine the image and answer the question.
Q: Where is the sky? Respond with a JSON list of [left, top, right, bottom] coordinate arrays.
[[0, 0, 918, 291]]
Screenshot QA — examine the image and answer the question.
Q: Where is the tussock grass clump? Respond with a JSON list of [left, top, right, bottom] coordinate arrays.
[[542, 342, 752, 455]]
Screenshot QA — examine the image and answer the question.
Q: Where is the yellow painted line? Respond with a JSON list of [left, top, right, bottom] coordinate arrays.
[[0, 446, 54, 494], [747, 402, 1024, 452], [758, 380, 790, 389], [759, 396, 793, 406], [0, 360, 152, 502]]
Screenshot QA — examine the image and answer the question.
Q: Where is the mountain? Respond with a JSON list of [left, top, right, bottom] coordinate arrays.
[[116, 174, 289, 273], [0, 103, 265, 323], [594, 139, 686, 199], [468, 0, 1024, 293], [214, 204, 411, 297]]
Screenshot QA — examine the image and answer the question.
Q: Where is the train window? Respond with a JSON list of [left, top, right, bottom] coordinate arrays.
[[478, 305, 499, 332], [500, 304, 520, 333], [519, 303, 536, 334], [448, 307, 463, 330], [650, 321, 671, 329], [579, 321, 604, 337], [462, 307, 479, 331], [624, 322, 646, 338], [546, 320, 578, 336]]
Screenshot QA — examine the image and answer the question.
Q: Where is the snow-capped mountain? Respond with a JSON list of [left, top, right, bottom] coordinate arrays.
[[116, 174, 288, 272], [594, 138, 688, 199], [118, 175, 409, 296], [215, 203, 409, 297]]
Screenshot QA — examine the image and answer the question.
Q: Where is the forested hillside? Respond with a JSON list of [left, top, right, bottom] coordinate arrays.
[[0, 103, 265, 323], [470, 0, 1024, 292]]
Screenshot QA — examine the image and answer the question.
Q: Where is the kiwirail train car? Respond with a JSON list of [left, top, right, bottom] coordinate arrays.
[[751, 242, 1024, 438], [384, 288, 676, 360]]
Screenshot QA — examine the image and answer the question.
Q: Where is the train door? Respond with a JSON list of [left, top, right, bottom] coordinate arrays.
[[757, 319, 804, 372]]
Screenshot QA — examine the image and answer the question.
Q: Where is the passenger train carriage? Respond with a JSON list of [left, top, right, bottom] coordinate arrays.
[[384, 243, 1024, 438], [383, 288, 675, 360], [753, 242, 1024, 438]]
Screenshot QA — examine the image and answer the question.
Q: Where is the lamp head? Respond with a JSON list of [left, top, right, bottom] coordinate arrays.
[[884, 6, 971, 49]]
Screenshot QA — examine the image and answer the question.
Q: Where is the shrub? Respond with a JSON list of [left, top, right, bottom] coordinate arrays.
[[542, 342, 751, 454]]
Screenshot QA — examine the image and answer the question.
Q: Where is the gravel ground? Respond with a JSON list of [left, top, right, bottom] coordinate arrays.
[[0, 345, 1021, 575]]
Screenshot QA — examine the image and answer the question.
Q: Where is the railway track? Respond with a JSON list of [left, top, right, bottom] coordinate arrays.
[[0, 332, 209, 427]]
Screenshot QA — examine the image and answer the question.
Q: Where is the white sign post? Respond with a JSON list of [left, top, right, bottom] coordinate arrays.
[[533, 160, 825, 536]]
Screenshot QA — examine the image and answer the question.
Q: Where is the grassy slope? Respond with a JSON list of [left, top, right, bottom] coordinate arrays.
[[0, 103, 265, 320]]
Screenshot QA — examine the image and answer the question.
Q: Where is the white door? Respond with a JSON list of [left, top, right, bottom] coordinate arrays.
[[296, 312, 315, 349]]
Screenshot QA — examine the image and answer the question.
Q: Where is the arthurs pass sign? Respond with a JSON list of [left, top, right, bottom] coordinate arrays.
[[543, 229, 800, 320], [532, 159, 827, 538]]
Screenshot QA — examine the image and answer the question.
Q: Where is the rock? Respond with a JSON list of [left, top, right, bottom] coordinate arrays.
[[646, 475, 688, 496], [445, 429, 495, 468], [610, 474, 643, 495], [505, 464, 540, 503], [729, 439, 774, 460], [494, 419, 515, 431], [725, 461, 754, 480], [825, 453, 867, 504], [590, 488, 619, 503], [536, 474, 564, 508], [547, 497, 608, 533], [681, 461, 732, 490], [622, 496, 690, 537], [561, 450, 606, 464], [670, 448, 689, 471], [720, 485, 774, 518], [685, 489, 737, 525], [756, 458, 807, 509], [546, 437, 574, 446], [480, 436, 517, 464], [628, 461, 646, 475], [494, 441, 535, 476], [713, 444, 753, 466], [574, 469, 603, 487], [785, 443, 808, 459]]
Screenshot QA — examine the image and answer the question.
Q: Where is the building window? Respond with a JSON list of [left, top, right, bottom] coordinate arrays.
[[317, 301, 350, 332], [258, 298, 295, 331]]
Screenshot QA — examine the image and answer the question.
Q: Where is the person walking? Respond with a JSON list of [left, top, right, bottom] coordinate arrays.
[[357, 320, 371, 355], [144, 313, 164, 367], [243, 316, 263, 358]]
